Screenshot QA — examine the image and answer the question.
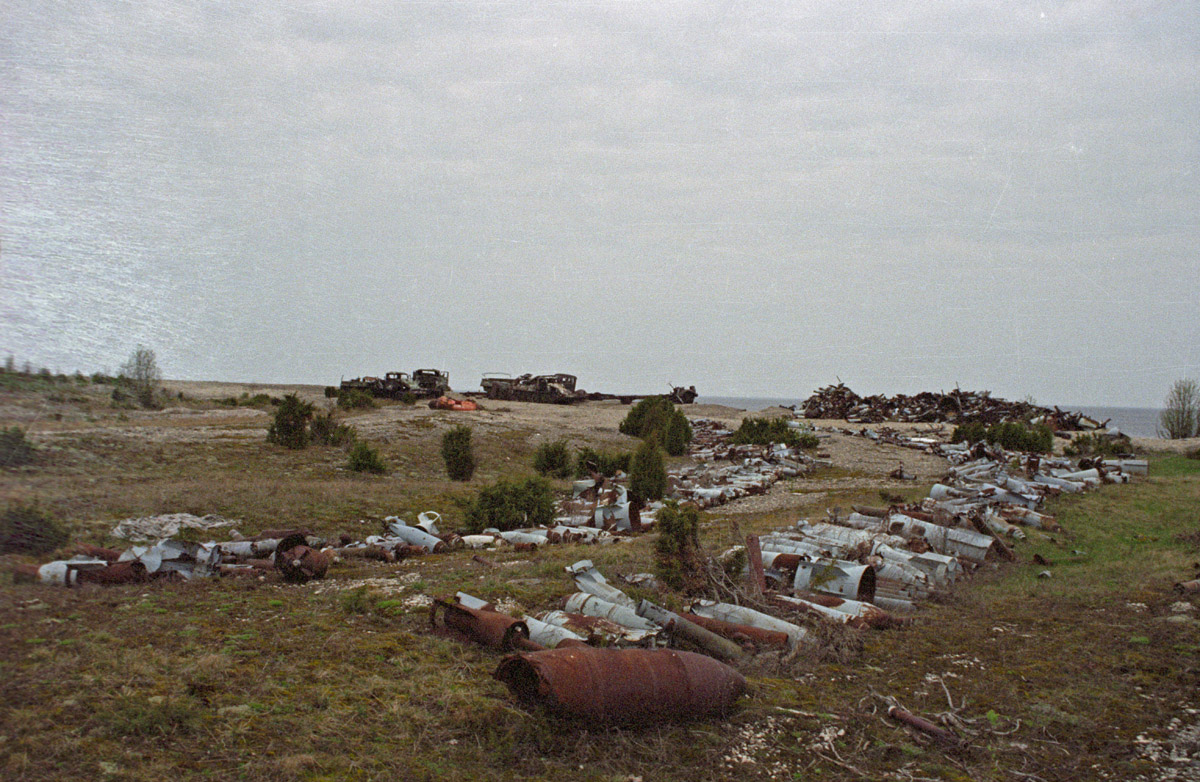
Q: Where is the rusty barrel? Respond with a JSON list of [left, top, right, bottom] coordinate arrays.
[[274, 534, 332, 583], [493, 646, 747, 724], [431, 599, 533, 650]]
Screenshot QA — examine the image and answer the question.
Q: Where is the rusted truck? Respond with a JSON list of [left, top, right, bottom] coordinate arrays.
[[338, 368, 450, 400], [480, 373, 583, 404], [412, 368, 451, 398]]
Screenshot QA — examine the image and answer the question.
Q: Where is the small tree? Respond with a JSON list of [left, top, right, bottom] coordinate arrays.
[[1159, 379, 1200, 439], [267, 394, 314, 449], [119, 345, 162, 408], [619, 396, 692, 456], [442, 425, 476, 481], [629, 439, 667, 506], [653, 501, 706, 592]]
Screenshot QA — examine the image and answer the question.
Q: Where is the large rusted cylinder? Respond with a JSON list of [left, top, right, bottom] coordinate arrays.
[[432, 599, 533, 650], [494, 646, 747, 724], [274, 534, 332, 583]]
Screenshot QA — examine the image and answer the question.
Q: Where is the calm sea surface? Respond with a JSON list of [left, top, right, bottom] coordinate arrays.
[[698, 397, 1163, 439]]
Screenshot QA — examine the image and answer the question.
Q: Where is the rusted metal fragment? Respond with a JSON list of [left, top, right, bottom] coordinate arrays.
[[745, 535, 766, 595], [76, 560, 150, 586], [72, 544, 123, 562], [887, 705, 958, 745], [334, 545, 395, 562], [431, 599, 535, 650], [274, 534, 332, 583], [683, 612, 790, 650], [540, 610, 646, 646], [636, 600, 747, 661], [523, 615, 589, 649], [493, 646, 747, 724]]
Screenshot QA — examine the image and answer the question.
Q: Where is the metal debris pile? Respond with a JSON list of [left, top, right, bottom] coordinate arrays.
[[14, 530, 332, 586], [14, 509, 647, 588], [800, 383, 1102, 429], [663, 419, 826, 510], [430, 560, 775, 723], [738, 447, 1149, 616]]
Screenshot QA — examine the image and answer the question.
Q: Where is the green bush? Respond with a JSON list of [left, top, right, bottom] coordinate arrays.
[[988, 421, 1054, 453], [1, 503, 69, 555], [462, 476, 556, 533], [1064, 432, 1132, 458], [574, 447, 631, 478], [730, 417, 819, 449], [310, 410, 356, 447], [533, 440, 573, 478], [950, 422, 989, 444], [267, 393, 314, 449], [629, 439, 667, 505], [619, 396, 692, 455], [337, 389, 376, 410], [347, 441, 387, 474], [442, 425, 476, 481], [653, 501, 705, 592], [952, 421, 1054, 453], [1, 427, 35, 467]]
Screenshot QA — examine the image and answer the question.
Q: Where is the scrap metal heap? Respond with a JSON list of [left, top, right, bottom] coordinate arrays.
[[800, 383, 1105, 429]]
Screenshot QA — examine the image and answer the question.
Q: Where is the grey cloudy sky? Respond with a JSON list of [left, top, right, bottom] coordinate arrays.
[[2, 1, 1197, 406]]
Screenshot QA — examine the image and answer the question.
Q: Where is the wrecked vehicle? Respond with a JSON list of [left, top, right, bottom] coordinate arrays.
[[338, 368, 451, 400], [412, 368, 451, 397], [481, 373, 583, 404]]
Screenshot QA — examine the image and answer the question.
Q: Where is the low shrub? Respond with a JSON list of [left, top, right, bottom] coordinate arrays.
[[629, 439, 667, 505], [533, 440, 573, 479], [337, 389, 376, 410], [574, 447, 631, 478], [462, 476, 556, 533], [442, 425, 475, 481], [310, 410, 356, 447], [1064, 432, 1133, 458], [619, 396, 693, 456], [1, 427, 35, 467], [952, 420, 1054, 453], [0, 503, 69, 555], [347, 441, 387, 474], [950, 422, 989, 445], [267, 394, 314, 449], [653, 501, 706, 592], [730, 417, 819, 449]]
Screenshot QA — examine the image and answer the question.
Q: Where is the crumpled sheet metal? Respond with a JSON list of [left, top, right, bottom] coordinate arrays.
[[111, 513, 235, 541], [791, 559, 877, 603], [540, 610, 654, 646], [493, 646, 747, 724]]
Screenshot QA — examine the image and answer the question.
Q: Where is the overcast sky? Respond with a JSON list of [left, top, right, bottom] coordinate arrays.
[[2, 1, 1197, 406]]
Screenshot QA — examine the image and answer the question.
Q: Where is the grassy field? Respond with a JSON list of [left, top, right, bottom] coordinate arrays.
[[2, 374, 1198, 780]]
